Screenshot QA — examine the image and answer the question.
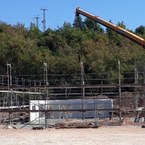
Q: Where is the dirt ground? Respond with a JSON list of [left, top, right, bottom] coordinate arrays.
[[0, 125, 145, 145]]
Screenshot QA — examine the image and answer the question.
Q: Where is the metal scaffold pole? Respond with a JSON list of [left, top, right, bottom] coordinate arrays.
[[7, 63, 12, 126], [134, 62, 139, 122], [44, 62, 48, 128], [144, 63, 145, 122], [81, 62, 85, 120], [118, 60, 122, 124]]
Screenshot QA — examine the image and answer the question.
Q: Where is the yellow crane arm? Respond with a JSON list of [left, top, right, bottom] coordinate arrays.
[[76, 7, 145, 47]]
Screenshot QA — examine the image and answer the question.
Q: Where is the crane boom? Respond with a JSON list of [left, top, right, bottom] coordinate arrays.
[[76, 7, 145, 47]]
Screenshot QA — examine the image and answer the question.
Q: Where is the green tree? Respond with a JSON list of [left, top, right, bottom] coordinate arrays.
[[106, 21, 126, 46], [73, 15, 84, 30], [135, 25, 145, 36], [84, 18, 104, 33]]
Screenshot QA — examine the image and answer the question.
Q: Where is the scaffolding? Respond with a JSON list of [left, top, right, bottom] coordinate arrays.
[[0, 61, 145, 129]]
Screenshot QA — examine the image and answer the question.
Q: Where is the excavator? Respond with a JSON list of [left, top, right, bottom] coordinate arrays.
[[76, 7, 145, 48]]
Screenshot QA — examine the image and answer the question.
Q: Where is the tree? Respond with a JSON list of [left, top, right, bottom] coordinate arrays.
[[28, 23, 42, 40], [106, 21, 126, 46], [73, 15, 84, 30], [135, 25, 145, 36], [84, 18, 104, 33]]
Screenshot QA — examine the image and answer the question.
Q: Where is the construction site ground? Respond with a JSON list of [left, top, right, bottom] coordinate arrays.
[[0, 124, 145, 145]]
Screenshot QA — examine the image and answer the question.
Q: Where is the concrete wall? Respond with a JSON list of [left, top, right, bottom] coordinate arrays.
[[30, 99, 113, 122]]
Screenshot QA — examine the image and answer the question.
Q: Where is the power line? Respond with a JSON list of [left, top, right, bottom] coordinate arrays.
[[41, 8, 47, 32], [34, 16, 40, 29]]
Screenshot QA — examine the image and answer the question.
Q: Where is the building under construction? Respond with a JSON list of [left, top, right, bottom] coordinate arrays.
[[1, 8, 145, 129], [0, 59, 145, 129]]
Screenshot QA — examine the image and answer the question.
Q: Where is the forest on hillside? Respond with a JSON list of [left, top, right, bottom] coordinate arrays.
[[1, 16, 145, 80]]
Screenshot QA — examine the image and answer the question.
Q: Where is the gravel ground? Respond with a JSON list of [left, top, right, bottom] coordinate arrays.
[[0, 126, 145, 145]]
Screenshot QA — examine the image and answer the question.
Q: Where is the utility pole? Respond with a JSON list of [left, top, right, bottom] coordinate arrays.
[[41, 8, 47, 32], [34, 16, 40, 29]]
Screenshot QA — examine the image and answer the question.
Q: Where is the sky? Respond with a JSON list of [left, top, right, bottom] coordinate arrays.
[[0, 0, 145, 31]]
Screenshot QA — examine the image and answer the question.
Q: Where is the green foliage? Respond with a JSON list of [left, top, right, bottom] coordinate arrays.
[[106, 21, 126, 46], [73, 15, 84, 30], [135, 25, 145, 37], [84, 18, 104, 33], [0, 19, 145, 82]]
